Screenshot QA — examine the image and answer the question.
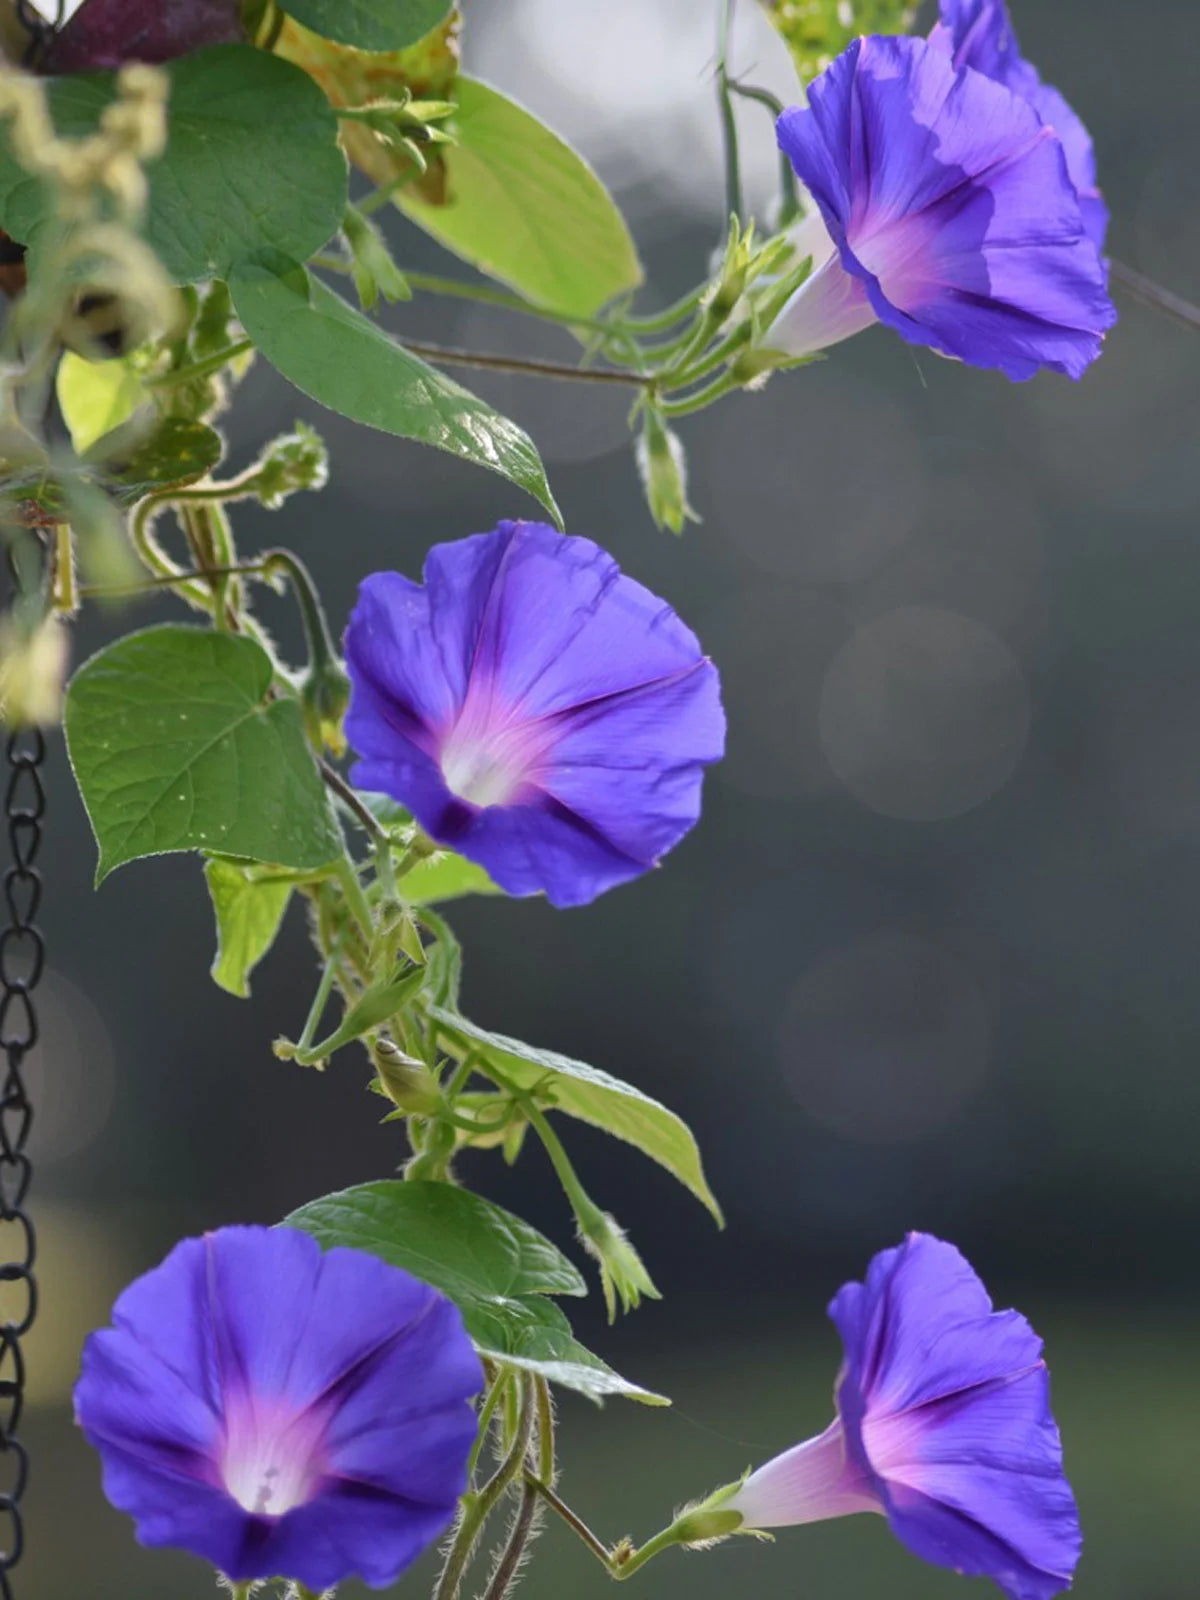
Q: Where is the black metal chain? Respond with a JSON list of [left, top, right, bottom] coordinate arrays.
[[0, 727, 44, 1599]]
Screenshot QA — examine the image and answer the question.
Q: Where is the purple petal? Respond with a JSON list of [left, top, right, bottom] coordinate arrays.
[[206, 1228, 457, 1417], [832, 1234, 1044, 1418], [828, 1234, 1080, 1600], [264, 1483, 459, 1591], [73, 1226, 483, 1589], [870, 1366, 1080, 1600], [343, 521, 726, 907], [344, 571, 455, 748], [932, 0, 1108, 252], [777, 35, 1114, 380]]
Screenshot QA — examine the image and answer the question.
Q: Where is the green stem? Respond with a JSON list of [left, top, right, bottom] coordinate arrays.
[[526, 1478, 612, 1568], [297, 942, 342, 1055], [146, 339, 254, 390], [534, 1376, 554, 1485], [622, 284, 707, 333], [79, 561, 266, 600], [611, 1521, 689, 1582], [660, 372, 742, 417], [262, 548, 343, 685], [434, 1373, 535, 1600], [729, 79, 801, 224], [467, 1368, 512, 1485], [335, 855, 374, 944], [716, 0, 743, 225], [667, 322, 751, 389], [520, 1100, 607, 1238]]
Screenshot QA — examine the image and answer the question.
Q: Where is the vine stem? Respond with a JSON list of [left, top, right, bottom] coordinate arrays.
[[397, 338, 652, 386], [480, 1480, 540, 1600], [319, 760, 389, 845], [433, 1373, 536, 1600], [716, 0, 743, 224], [79, 561, 267, 600], [660, 372, 742, 417], [526, 1477, 613, 1566], [146, 338, 254, 389]]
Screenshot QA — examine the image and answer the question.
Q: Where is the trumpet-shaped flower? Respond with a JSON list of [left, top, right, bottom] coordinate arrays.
[[770, 35, 1115, 380], [74, 1226, 483, 1592], [725, 1233, 1081, 1600], [343, 519, 725, 908], [930, 1, 1108, 252]]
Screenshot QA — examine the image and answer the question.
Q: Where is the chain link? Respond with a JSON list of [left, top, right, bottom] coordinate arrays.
[[0, 727, 44, 1600]]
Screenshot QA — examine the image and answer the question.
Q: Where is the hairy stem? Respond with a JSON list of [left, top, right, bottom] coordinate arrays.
[[527, 1477, 613, 1567], [434, 1374, 536, 1600], [480, 1480, 540, 1600], [145, 338, 254, 389]]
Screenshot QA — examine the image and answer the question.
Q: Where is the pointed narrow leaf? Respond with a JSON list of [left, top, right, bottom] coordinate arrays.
[[229, 259, 560, 522], [396, 77, 642, 316], [204, 858, 292, 998], [429, 1008, 722, 1224], [64, 626, 343, 882], [285, 1180, 665, 1404]]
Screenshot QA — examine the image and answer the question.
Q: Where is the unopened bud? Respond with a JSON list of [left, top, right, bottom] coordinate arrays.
[[373, 1039, 441, 1116], [635, 408, 697, 536]]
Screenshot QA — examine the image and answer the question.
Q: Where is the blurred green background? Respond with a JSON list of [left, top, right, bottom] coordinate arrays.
[[14, 0, 1200, 1596]]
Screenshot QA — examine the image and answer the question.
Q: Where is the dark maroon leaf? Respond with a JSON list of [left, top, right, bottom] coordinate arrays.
[[45, 0, 244, 72]]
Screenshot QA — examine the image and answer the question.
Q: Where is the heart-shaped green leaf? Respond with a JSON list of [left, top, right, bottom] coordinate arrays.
[[65, 626, 343, 882], [0, 46, 347, 283]]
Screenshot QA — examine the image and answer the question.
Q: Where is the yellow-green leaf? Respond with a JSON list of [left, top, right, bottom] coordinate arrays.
[[56, 352, 147, 455], [396, 77, 642, 316], [204, 858, 292, 999]]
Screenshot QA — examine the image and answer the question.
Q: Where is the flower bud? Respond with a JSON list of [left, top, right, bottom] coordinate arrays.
[[635, 408, 697, 536], [254, 424, 329, 511], [373, 1039, 441, 1117]]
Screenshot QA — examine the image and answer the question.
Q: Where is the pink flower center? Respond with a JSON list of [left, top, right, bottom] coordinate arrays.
[[438, 691, 554, 809], [850, 210, 939, 312], [220, 1395, 329, 1517]]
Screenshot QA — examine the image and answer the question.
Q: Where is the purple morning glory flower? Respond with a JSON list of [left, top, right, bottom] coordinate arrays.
[[725, 1233, 1081, 1600], [73, 1226, 483, 1591], [343, 519, 726, 909], [770, 35, 1115, 380], [930, 2, 1108, 252]]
